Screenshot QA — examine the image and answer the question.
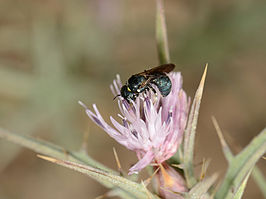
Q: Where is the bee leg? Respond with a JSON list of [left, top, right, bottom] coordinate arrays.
[[145, 87, 150, 94], [133, 93, 139, 101], [148, 85, 156, 94]]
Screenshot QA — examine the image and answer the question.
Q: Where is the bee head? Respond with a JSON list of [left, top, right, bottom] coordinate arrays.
[[120, 85, 136, 102]]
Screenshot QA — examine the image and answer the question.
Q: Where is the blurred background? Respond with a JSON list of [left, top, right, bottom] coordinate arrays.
[[0, 0, 265, 198]]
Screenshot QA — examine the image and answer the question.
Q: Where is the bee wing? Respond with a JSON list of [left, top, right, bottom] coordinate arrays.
[[139, 76, 154, 88], [136, 63, 175, 76]]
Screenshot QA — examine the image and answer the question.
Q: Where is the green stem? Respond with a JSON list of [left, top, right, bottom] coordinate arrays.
[[156, 0, 170, 64]]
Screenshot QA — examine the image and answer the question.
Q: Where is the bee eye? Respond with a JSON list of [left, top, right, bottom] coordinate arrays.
[[127, 87, 131, 92]]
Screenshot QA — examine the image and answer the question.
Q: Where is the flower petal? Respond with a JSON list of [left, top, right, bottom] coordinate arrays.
[[128, 150, 155, 175]]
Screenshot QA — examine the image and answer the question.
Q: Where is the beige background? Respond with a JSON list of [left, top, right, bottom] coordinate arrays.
[[0, 0, 265, 198]]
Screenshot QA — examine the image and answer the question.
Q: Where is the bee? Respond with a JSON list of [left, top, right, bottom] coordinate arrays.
[[117, 63, 175, 102]]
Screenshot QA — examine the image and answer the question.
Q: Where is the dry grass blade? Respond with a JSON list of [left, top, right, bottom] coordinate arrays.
[[183, 64, 208, 188]]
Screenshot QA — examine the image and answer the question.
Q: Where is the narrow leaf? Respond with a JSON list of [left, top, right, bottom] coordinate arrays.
[[215, 128, 266, 199], [94, 189, 137, 199], [38, 155, 158, 199], [251, 166, 266, 198], [0, 128, 109, 172], [187, 173, 218, 199], [212, 118, 266, 198], [233, 169, 252, 199], [211, 116, 234, 162], [0, 127, 135, 198], [183, 64, 208, 188], [156, 0, 170, 64]]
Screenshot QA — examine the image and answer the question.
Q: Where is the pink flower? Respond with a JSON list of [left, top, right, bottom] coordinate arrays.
[[79, 72, 189, 175]]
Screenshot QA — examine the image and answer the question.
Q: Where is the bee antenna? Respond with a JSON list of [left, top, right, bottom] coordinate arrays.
[[113, 94, 121, 100]]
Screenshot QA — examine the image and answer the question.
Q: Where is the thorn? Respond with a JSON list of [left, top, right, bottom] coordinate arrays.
[[78, 100, 87, 109], [143, 167, 160, 186], [141, 181, 152, 199], [211, 116, 233, 162], [212, 116, 227, 149], [200, 158, 211, 180], [113, 147, 123, 176], [63, 149, 70, 160], [171, 164, 184, 169], [197, 63, 208, 97], [37, 154, 58, 163], [190, 159, 208, 168]]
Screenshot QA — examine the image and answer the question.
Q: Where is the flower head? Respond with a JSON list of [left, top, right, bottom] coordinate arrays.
[[153, 163, 188, 199], [80, 72, 189, 175]]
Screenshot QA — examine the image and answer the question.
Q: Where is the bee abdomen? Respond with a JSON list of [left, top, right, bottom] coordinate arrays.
[[152, 75, 172, 96]]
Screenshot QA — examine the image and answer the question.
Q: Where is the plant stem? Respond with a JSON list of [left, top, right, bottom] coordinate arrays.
[[156, 0, 170, 64]]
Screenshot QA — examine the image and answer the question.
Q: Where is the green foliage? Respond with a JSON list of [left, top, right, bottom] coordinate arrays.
[[38, 155, 158, 199], [156, 0, 170, 64], [212, 117, 266, 199], [183, 65, 208, 188], [233, 170, 252, 199], [251, 166, 266, 197], [215, 128, 266, 199], [186, 173, 218, 199], [0, 128, 158, 199]]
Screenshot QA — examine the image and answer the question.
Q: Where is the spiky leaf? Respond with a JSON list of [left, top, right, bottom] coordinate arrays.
[[38, 155, 159, 199], [183, 65, 208, 188], [186, 173, 218, 199], [215, 128, 266, 199]]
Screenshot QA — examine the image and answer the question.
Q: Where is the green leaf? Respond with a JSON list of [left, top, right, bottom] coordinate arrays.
[[211, 116, 234, 162], [156, 0, 170, 64], [233, 169, 252, 199], [251, 166, 266, 198], [186, 173, 218, 199], [213, 118, 266, 198], [183, 65, 208, 188], [0, 128, 133, 196], [0, 128, 110, 172], [215, 128, 266, 199], [38, 155, 159, 199], [0, 128, 160, 199]]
